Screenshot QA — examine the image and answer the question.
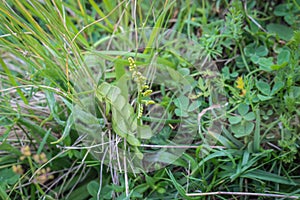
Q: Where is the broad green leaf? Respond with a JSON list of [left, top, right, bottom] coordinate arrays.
[[112, 117, 127, 138], [113, 94, 127, 112], [106, 86, 121, 102], [243, 112, 255, 121], [238, 103, 249, 116], [256, 80, 271, 95], [284, 14, 296, 25], [231, 124, 244, 137], [256, 45, 269, 57], [274, 4, 290, 16], [178, 68, 190, 76], [84, 53, 105, 81], [134, 147, 143, 159], [87, 181, 100, 197], [175, 108, 189, 117], [244, 43, 268, 57], [114, 59, 126, 81], [277, 49, 290, 65], [291, 86, 300, 98], [250, 54, 260, 64], [126, 134, 141, 146], [228, 116, 242, 124], [221, 66, 230, 79], [243, 121, 255, 135], [188, 100, 201, 112], [116, 74, 130, 101], [232, 121, 254, 138], [258, 57, 274, 71], [267, 109, 273, 115], [174, 95, 189, 109], [271, 80, 284, 95], [0, 168, 19, 185], [137, 125, 153, 139], [244, 43, 255, 56], [73, 106, 103, 138], [231, 72, 239, 77], [267, 23, 294, 41], [100, 186, 114, 199], [97, 82, 138, 144]]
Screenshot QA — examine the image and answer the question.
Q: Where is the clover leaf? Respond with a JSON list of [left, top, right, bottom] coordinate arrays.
[[257, 57, 274, 72], [261, 109, 274, 120], [222, 66, 238, 79], [255, 79, 284, 101], [229, 103, 255, 138], [244, 43, 268, 64], [274, 3, 300, 25], [174, 95, 201, 117], [174, 95, 189, 117]]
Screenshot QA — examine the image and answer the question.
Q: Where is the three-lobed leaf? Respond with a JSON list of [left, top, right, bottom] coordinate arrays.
[[232, 121, 255, 138]]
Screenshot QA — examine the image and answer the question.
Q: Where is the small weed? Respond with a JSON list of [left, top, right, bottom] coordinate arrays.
[[1, 0, 300, 199]]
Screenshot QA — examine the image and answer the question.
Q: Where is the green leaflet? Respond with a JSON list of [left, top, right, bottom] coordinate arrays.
[[96, 82, 140, 146]]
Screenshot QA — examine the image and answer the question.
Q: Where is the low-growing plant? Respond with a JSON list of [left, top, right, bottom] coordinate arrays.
[[1, 0, 300, 200]]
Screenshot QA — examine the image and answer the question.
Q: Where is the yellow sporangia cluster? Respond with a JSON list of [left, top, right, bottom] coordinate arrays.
[[12, 165, 24, 175], [35, 167, 54, 184], [20, 145, 31, 158], [33, 152, 48, 164], [128, 57, 147, 88], [128, 57, 155, 119], [236, 76, 246, 96], [12, 145, 54, 184]]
